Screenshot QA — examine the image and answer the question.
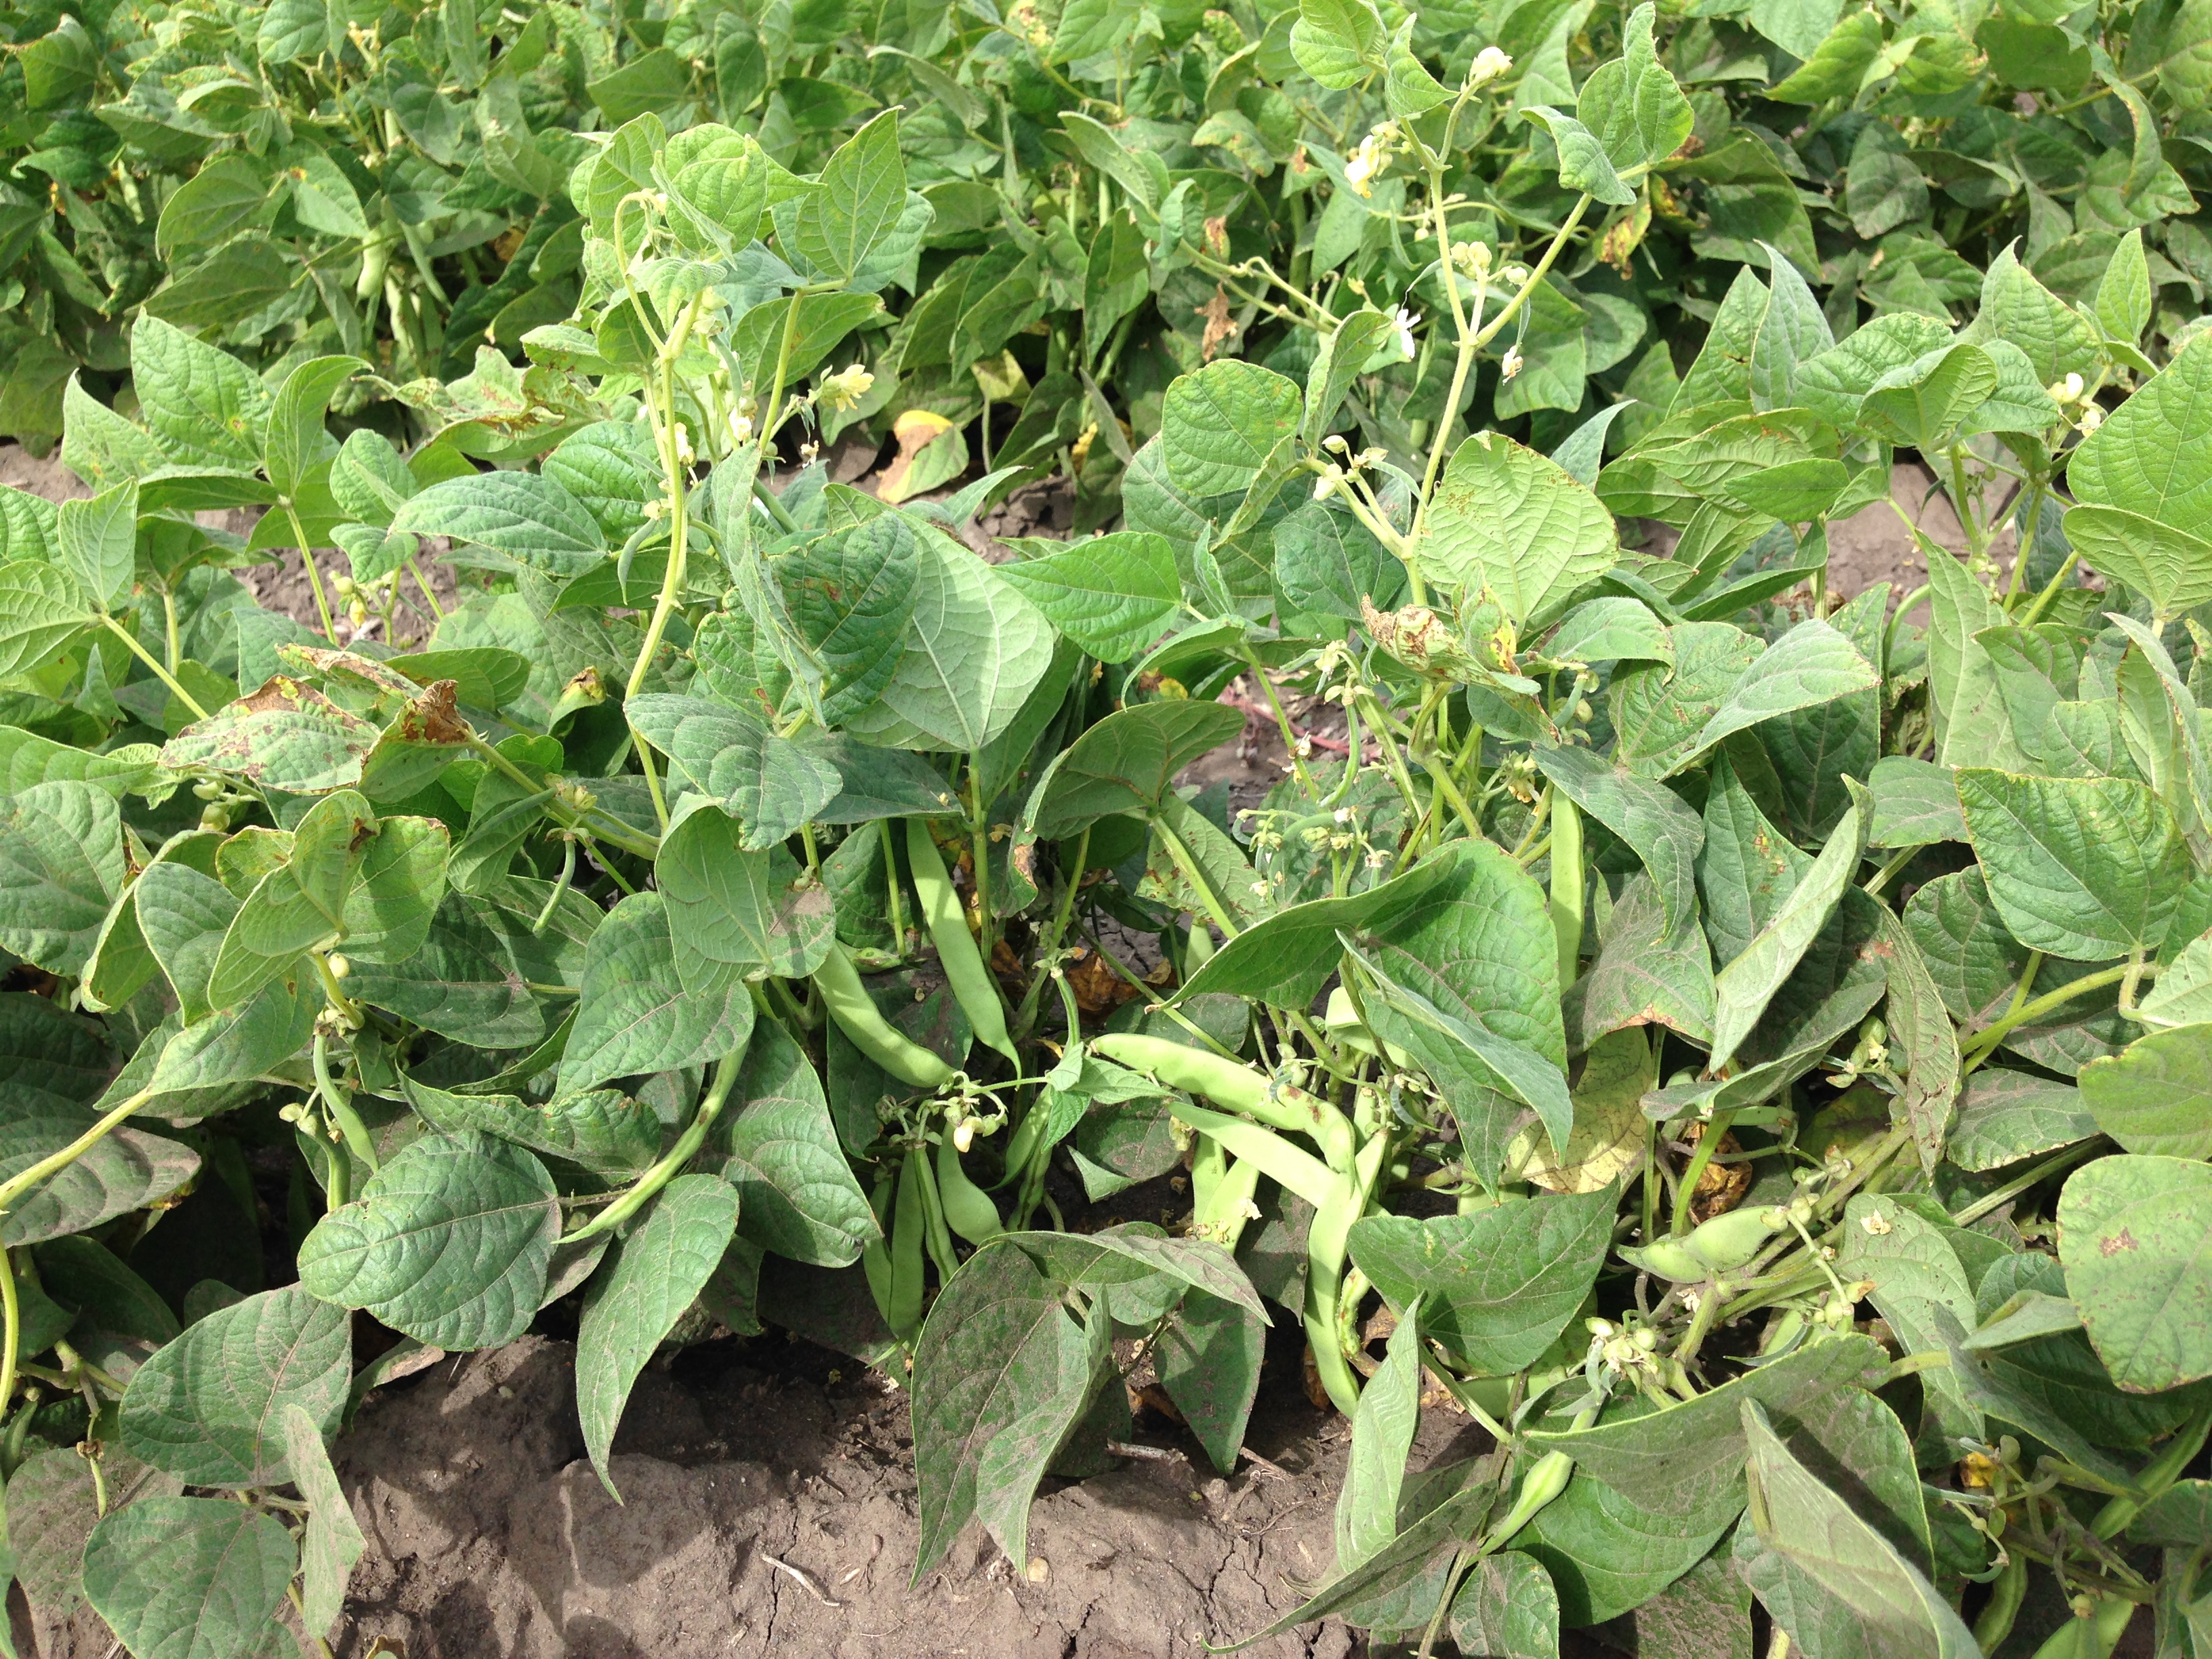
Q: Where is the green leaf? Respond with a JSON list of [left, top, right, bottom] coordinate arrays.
[[1576, 3, 1694, 176], [996, 533, 1182, 661], [1162, 360, 1304, 499], [1957, 769, 2188, 959], [1028, 701, 1247, 840], [1522, 108, 1635, 207], [1179, 853, 1458, 1010], [841, 530, 1057, 754], [162, 676, 382, 795], [1567, 874, 1717, 1049], [1517, 1468, 1738, 1627], [298, 1130, 561, 1349], [2058, 1153, 2212, 1391], [1303, 308, 1399, 448], [1869, 758, 1965, 848], [1525, 1336, 1887, 1518], [1860, 344, 1999, 451], [1155, 1289, 1265, 1474], [2078, 1024, 2212, 1158], [1710, 779, 1870, 1069], [0, 779, 123, 977], [154, 154, 274, 257], [0, 558, 92, 678], [129, 315, 268, 472], [1610, 622, 1766, 778], [1768, 9, 1885, 102], [56, 480, 138, 613], [709, 1019, 876, 1266], [0, 1096, 197, 1246], [1748, 247, 1835, 411], [1534, 743, 1706, 937], [1425, 430, 1618, 625], [1878, 911, 1963, 1172], [1736, 1400, 1979, 1659], [403, 1077, 659, 1176], [264, 355, 362, 499], [207, 789, 374, 1008], [1274, 501, 1406, 622], [119, 1284, 350, 1488], [628, 694, 842, 848], [281, 1403, 365, 1642], [913, 1237, 1107, 1574], [795, 110, 904, 280], [390, 470, 609, 577], [1450, 1551, 1559, 1659], [82, 1497, 297, 1659], [0, 992, 115, 1112], [1348, 1185, 1615, 1374], [1835, 1195, 1983, 1446], [1948, 1068, 2096, 1172], [577, 1172, 743, 1498], [1680, 619, 1879, 776], [2060, 507, 2212, 624], [1969, 243, 2102, 388], [1843, 123, 1928, 241], [1337, 1302, 1421, 1570], [776, 509, 921, 724], [657, 804, 836, 989], [342, 893, 544, 1048], [560, 890, 756, 1092], [1290, 0, 1387, 87], [731, 291, 886, 388]]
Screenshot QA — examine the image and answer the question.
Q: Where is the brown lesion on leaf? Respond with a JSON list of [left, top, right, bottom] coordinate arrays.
[[2101, 1227, 2139, 1255], [394, 680, 469, 746]]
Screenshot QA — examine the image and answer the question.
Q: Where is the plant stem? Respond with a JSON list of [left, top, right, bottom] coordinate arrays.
[[287, 505, 340, 643], [100, 615, 209, 719], [1960, 962, 2133, 1068], [0, 1088, 154, 1221], [565, 1048, 743, 1243]]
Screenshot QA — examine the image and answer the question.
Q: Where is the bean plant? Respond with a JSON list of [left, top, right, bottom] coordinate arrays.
[[2, 3, 2212, 1658]]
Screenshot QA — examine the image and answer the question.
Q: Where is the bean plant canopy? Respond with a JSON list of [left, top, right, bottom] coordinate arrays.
[[1, 0, 2210, 1652]]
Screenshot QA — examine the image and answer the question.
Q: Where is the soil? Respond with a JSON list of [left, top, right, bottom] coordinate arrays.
[[22, 1320, 1486, 1659]]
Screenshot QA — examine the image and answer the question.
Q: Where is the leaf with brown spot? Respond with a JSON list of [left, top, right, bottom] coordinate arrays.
[[161, 676, 381, 794]]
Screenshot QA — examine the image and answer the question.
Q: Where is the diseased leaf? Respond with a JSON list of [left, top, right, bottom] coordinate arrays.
[[2057, 1153, 2212, 1391]]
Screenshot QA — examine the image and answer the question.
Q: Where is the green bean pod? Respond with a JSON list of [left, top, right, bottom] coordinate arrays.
[[888, 1151, 926, 1340], [905, 818, 1017, 1065], [912, 1142, 960, 1282], [935, 1132, 1003, 1244], [1620, 1204, 1782, 1282], [814, 941, 956, 1089], [1090, 1033, 1355, 1170], [2028, 1595, 2135, 1659], [861, 1167, 897, 1331]]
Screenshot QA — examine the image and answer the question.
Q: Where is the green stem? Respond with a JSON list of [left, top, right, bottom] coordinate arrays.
[[1961, 963, 2134, 1068], [287, 505, 340, 643], [880, 819, 910, 960], [0, 1088, 154, 1217], [1862, 844, 1917, 898], [968, 757, 996, 962], [564, 1049, 743, 1243], [161, 588, 179, 673], [1014, 823, 1089, 1042], [100, 615, 209, 720], [1672, 1109, 1736, 1237]]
